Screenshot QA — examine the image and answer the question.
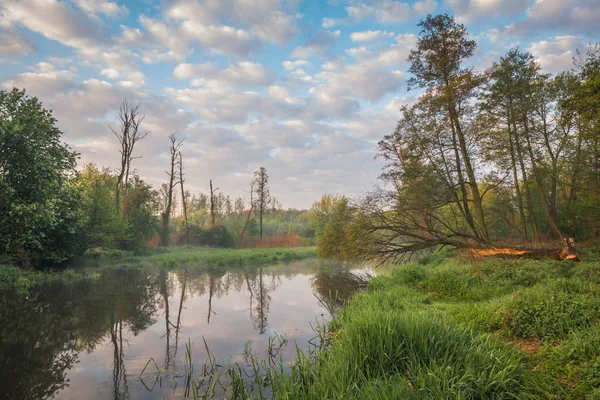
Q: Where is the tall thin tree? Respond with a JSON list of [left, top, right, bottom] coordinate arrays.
[[178, 151, 188, 243], [253, 167, 270, 239], [161, 133, 183, 246], [109, 100, 148, 213]]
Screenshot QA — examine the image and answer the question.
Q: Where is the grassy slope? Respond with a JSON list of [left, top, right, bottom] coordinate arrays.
[[272, 251, 600, 399], [0, 246, 316, 290]]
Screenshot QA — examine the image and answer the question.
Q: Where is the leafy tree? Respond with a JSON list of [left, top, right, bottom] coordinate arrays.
[[121, 175, 160, 249], [408, 13, 488, 240], [308, 194, 347, 237], [77, 163, 128, 250], [0, 88, 82, 267]]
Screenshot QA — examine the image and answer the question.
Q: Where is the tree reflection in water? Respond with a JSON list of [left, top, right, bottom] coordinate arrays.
[[0, 261, 370, 400], [0, 268, 159, 400]]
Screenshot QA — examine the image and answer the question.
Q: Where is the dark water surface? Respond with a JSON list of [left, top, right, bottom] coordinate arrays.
[[0, 259, 374, 399]]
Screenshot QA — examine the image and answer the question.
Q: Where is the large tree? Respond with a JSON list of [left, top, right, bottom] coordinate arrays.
[[0, 88, 82, 267], [408, 13, 488, 241]]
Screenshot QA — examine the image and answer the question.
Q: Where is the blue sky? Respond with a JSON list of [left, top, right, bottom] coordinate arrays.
[[1, 0, 598, 208]]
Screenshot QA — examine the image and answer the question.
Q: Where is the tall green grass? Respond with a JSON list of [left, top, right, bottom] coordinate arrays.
[[204, 252, 599, 398]]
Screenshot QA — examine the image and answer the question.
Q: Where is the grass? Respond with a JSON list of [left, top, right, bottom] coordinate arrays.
[[0, 246, 316, 290], [80, 246, 317, 268], [174, 251, 600, 399]]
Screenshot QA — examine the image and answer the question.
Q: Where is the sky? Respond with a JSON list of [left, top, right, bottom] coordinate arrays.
[[1, 0, 599, 209]]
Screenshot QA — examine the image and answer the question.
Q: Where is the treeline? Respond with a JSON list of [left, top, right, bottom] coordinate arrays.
[[314, 14, 600, 263], [0, 90, 314, 268]]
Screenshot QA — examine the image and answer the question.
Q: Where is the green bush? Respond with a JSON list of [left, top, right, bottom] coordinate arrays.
[[195, 225, 234, 248]]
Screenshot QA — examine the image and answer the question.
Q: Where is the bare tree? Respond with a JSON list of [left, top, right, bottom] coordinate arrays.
[[253, 167, 270, 239], [240, 182, 254, 241], [209, 179, 219, 227], [109, 100, 148, 213], [178, 151, 188, 243], [161, 133, 184, 246]]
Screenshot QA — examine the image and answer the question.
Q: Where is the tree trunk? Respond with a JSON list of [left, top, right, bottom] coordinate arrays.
[[521, 112, 563, 239], [210, 179, 216, 227], [512, 118, 539, 241], [507, 114, 528, 241], [179, 152, 188, 243]]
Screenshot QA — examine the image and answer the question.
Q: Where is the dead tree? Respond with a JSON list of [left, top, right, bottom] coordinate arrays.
[[161, 133, 184, 246], [239, 182, 254, 242], [253, 167, 270, 239], [178, 151, 188, 243], [109, 100, 148, 213], [209, 179, 219, 227]]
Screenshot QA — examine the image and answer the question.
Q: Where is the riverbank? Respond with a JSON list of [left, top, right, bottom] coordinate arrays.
[[0, 246, 317, 290], [264, 251, 600, 399]]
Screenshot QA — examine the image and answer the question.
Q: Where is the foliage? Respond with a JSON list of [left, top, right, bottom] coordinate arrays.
[[195, 225, 234, 248], [355, 14, 600, 261], [0, 88, 83, 267], [120, 175, 161, 249], [76, 163, 128, 249]]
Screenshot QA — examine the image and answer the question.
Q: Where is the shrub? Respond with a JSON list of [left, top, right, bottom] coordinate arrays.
[[195, 225, 234, 248]]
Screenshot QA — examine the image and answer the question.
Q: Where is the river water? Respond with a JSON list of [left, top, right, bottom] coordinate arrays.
[[0, 259, 374, 399]]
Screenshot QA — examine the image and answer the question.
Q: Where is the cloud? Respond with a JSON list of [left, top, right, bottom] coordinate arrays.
[[173, 61, 276, 87], [445, 0, 529, 23], [0, 29, 37, 56], [167, 0, 301, 45], [346, 33, 417, 66], [350, 30, 394, 42], [506, 0, 600, 36], [323, 0, 436, 27], [315, 61, 406, 101], [1, 0, 109, 50], [73, 0, 129, 18], [291, 30, 340, 58], [530, 35, 590, 73], [282, 59, 309, 70]]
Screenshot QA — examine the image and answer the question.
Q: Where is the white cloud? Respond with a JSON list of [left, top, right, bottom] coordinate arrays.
[[1, 0, 109, 50], [100, 68, 120, 79], [506, 0, 600, 36], [530, 35, 589, 73], [346, 34, 417, 66], [315, 61, 406, 101], [350, 30, 394, 42], [73, 0, 129, 18], [173, 61, 275, 87], [323, 0, 437, 27], [282, 59, 309, 70], [446, 0, 529, 23]]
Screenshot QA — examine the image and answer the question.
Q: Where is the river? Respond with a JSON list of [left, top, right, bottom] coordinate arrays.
[[0, 259, 376, 399]]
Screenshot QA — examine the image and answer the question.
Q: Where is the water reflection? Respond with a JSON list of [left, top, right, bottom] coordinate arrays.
[[0, 260, 371, 399]]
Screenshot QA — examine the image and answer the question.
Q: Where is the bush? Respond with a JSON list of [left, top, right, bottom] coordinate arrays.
[[195, 225, 234, 248]]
